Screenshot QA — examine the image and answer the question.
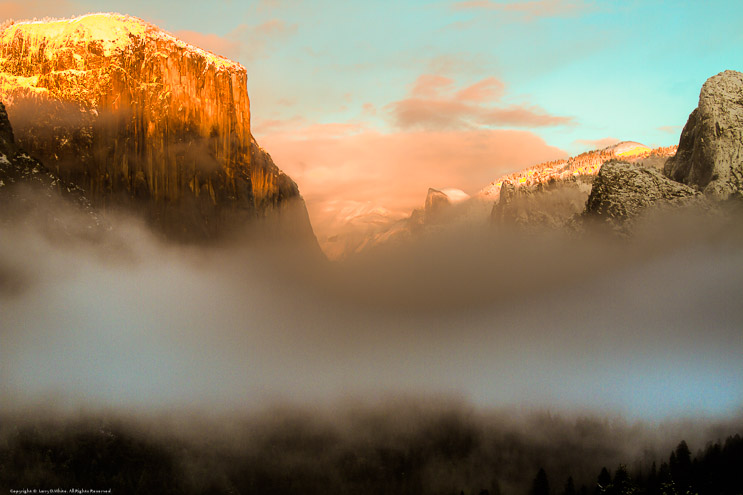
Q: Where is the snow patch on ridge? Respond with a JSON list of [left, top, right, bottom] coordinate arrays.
[[1, 13, 240, 71]]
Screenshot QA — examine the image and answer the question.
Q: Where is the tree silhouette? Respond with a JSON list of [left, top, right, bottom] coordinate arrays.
[[611, 465, 636, 495], [531, 468, 550, 495], [670, 440, 692, 492], [562, 476, 576, 495], [645, 462, 659, 495], [596, 467, 611, 494]]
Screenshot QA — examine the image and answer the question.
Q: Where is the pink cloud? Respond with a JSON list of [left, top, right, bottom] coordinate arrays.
[[452, 0, 591, 18], [411, 74, 456, 98], [455, 77, 505, 102], [481, 105, 572, 126], [361, 103, 377, 116], [174, 19, 296, 63], [573, 137, 620, 150], [256, 121, 566, 242], [251, 116, 306, 134], [0, 0, 79, 22], [388, 74, 573, 130], [174, 30, 242, 61], [252, 18, 296, 37], [390, 98, 475, 130]]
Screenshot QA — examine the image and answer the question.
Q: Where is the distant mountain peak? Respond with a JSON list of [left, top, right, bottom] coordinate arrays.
[[478, 142, 676, 200], [605, 141, 652, 157]]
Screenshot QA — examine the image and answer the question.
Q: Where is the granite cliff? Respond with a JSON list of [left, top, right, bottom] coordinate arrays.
[[491, 177, 593, 229], [0, 13, 312, 240], [486, 142, 677, 230], [664, 70, 743, 200], [0, 100, 102, 235], [584, 71, 743, 229], [583, 160, 703, 230]]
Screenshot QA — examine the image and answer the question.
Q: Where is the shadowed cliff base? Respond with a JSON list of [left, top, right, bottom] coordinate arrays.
[[0, 102, 319, 256]]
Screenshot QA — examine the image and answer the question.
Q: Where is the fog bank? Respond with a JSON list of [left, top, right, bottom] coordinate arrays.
[[2, 195, 742, 420]]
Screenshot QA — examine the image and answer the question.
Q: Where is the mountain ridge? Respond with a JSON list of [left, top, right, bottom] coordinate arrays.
[[324, 141, 677, 258]]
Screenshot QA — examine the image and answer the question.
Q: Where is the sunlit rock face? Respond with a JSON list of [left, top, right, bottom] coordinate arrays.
[[665, 70, 743, 200], [609, 141, 652, 158], [478, 142, 675, 202], [486, 144, 676, 230], [0, 13, 305, 239]]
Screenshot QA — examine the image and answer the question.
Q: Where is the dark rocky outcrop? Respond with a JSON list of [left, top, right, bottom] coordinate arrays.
[[423, 188, 452, 223], [0, 100, 102, 235], [491, 181, 516, 224], [0, 13, 314, 241], [584, 160, 702, 228], [664, 70, 743, 200], [0, 98, 13, 151]]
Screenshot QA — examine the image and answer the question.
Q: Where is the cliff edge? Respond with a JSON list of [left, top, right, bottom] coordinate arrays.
[[664, 70, 743, 200], [0, 13, 313, 240]]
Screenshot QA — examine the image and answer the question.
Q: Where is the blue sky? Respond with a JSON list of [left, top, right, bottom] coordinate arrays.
[[3, 0, 742, 237], [58, 0, 737, 151]]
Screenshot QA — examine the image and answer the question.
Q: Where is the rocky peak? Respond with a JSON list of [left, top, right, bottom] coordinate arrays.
[[0, 13, 309, 240], [664, 70, 743, 200], [424, 188, 451, 217], [584, 160, 702, 229], [0, 101, 14, 152]]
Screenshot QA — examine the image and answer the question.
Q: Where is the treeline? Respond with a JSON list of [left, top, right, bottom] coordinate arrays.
[[526, 434, 743, 495], [1, 412, 741, 495]]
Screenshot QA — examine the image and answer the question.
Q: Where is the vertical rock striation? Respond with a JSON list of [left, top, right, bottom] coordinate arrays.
[[0, 13, 309, 239], [664, 70, 743, 200]]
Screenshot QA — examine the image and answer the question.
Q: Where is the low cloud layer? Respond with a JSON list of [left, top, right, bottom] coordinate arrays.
[[2, 192, 742, 421]]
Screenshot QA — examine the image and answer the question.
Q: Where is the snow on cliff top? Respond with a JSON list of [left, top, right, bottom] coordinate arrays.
[[439, 188, 470, 203], [0, 13, 240, 71]]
